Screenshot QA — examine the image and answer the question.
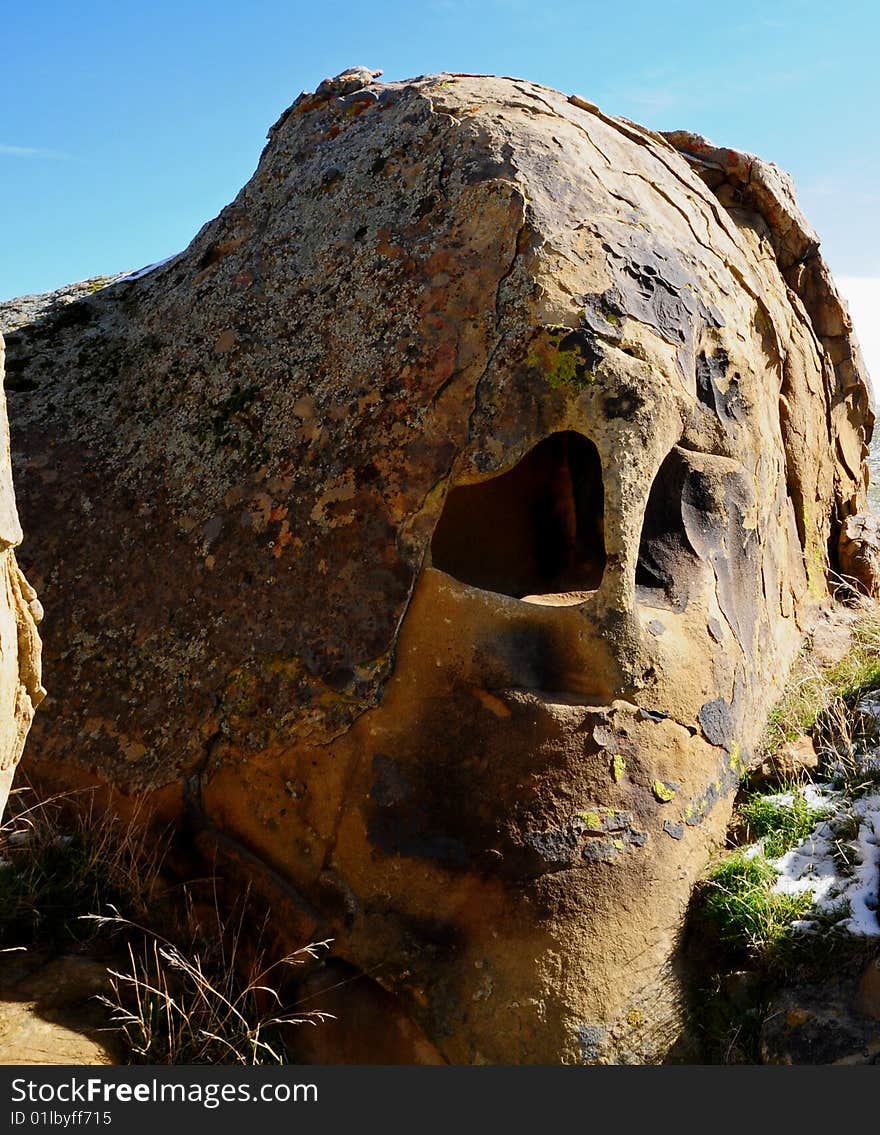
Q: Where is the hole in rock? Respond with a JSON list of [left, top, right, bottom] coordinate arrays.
[[430, 431, 606, 598], [636, 447, 700, 610]]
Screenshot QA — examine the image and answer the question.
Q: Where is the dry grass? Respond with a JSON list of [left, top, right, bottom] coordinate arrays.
[[761, 590, 880, 759], [1, 781, 334, 1064], [88, 891, 333, 1065], [0, 782, 167, 950]]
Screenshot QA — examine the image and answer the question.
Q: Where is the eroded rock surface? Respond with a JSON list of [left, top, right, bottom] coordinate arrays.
[[1, 71, 872, 1063], [838, 512, 880, 596], [760, 958, 880, 1065]]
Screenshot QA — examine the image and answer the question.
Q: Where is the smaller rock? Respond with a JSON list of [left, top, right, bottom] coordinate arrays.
[[568, 94, 599, 114], [316, 66, 383, 97], [809, 603, 857, 667], [663, 130, 819, 268], [837, 513, 880, 597], [755, 735, 819, 785], [761, 981, 880, 1064]]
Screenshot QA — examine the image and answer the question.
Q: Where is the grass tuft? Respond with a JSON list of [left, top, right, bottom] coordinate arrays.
[[1, 781, 333, 1064], [761, 594, 880, 755], [738, 786, 830, 859], [0, 784, 166, 951], [88, 896, 334, 1065], [700, 853, 813, 956]]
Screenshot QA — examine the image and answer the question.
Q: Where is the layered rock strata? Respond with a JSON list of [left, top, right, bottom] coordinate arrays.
[[1, 71, 872, 1062]]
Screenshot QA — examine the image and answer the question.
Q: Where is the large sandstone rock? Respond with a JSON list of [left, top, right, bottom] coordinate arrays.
[[0, 71, 872, 1063], [0, 332, 44, 821]]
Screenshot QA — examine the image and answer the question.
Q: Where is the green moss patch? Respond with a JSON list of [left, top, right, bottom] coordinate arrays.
[[527, 327, 600, 393]]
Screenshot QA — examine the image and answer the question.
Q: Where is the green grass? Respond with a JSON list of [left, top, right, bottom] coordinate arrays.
[[687, 596, 880, 1060], [700, 853, 813, 956], [738, 786, 830, 859]]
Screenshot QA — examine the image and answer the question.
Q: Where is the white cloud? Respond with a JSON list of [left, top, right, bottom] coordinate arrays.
[[0, 144, 69, 159], [837, 276, 879, 393]]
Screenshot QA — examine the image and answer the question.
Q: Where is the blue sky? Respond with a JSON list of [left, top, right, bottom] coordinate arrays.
[[2, 0, 877, 371]]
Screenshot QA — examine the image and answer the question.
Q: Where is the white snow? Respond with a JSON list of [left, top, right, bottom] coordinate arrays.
[[759, 783, 832, 812], [768, 783, 880, 936], [846, 794, 880, 934], [117, 252, 182, 283]]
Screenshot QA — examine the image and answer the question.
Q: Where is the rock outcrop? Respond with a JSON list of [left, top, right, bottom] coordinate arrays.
[[760, 959, 880, 1064], [0, 332, 44, 821], [0, 71, 872, 1063], [838, 512, 880, 597]]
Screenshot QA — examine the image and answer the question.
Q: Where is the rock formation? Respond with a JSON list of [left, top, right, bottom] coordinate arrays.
[[0, 70, 872, 1063], [838, 512, 880, 596], [0, 332, 44, 821]]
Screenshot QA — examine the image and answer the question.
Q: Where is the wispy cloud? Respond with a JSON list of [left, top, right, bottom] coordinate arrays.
[[0, 144, 70, 159]]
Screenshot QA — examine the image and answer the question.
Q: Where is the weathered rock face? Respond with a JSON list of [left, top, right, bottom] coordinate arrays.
[[838, 513, 880, 597], [0, 333, 44, 821], [760, 959, 880, 1064], [1, 72, 872, 1063]]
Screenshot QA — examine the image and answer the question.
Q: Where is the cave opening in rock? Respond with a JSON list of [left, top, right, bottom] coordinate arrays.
[[430, 431, 606, 598], [636, 446, 700, 609]]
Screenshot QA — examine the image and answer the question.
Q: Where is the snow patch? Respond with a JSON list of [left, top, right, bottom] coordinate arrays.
[[118, 252, 182, 283], [769, 784, 880, 936]]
